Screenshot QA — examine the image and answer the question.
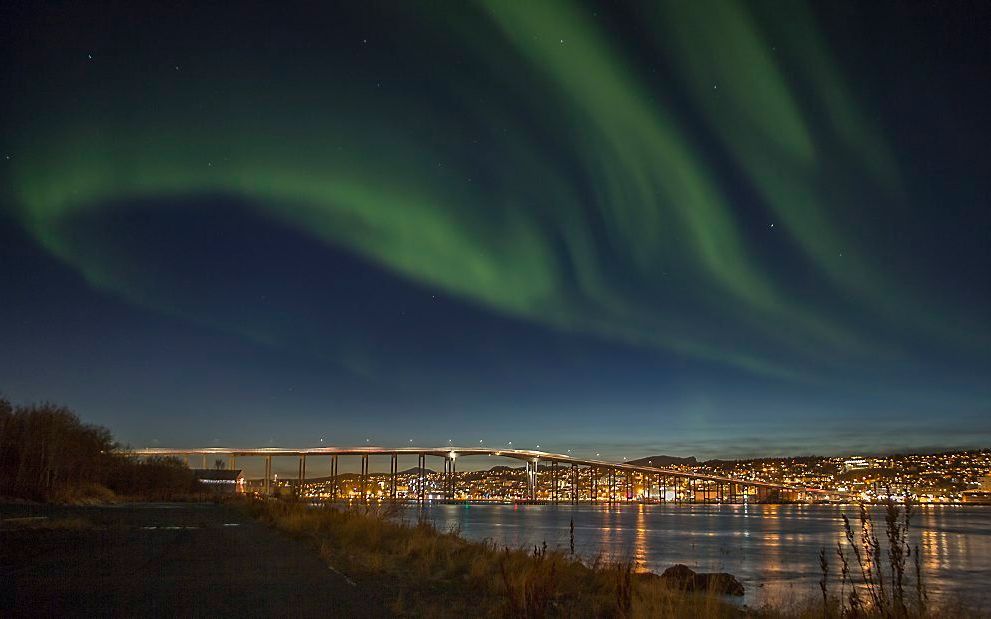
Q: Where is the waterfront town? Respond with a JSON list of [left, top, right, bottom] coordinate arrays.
[[253, 449, 991, 504]]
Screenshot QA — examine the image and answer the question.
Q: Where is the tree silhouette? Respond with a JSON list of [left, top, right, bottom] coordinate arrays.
[[0, 396, 197, 500]]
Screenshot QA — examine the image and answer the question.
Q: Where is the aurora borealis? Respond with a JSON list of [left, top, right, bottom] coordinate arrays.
[[1, 1, 988, 458]]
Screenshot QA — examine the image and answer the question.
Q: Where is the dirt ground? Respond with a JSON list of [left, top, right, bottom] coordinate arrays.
[[0, 502, 391, 617]]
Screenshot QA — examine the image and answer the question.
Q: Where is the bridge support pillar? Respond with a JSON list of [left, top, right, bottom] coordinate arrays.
[[360, 454, 369, 502], [264, 455, 272, 496], [295, 455, 306, 498], [390, 453, 398, 500], [417, 454, 425, 502], [551, 461, 558, 503], [443, 457, 455, 501], [451, 457, 457, 500], [331, 455, 338, 500], [525, 460, 537, 502], [534, 459, 538, 501], [571, 464, 578, 504]]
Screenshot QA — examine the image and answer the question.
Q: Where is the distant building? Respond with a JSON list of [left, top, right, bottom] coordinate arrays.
[[193, 469, 244, 494], [962, 475, 991, 504], [843, 457, 869, 472]]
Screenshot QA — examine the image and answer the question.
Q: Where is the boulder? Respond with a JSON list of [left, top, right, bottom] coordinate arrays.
[[659, 564, 745, 596]]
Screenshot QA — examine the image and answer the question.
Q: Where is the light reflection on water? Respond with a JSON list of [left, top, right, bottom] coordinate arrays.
[[411, 503, 991, 606]]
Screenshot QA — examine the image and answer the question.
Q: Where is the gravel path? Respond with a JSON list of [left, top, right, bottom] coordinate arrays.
[[1, 502, 391, 617]]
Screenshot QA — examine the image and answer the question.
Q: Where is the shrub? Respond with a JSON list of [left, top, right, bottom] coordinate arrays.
[[0, 397, 197, 501]]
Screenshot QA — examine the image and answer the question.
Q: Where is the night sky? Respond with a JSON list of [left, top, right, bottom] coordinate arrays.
[[1, 1, 989, 461]]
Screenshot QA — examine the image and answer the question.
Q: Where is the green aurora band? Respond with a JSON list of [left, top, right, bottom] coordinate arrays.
[[2, 0, 983, 380]]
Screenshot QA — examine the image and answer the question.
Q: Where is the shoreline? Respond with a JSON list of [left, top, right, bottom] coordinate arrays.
[[3, 499, 987, 616]]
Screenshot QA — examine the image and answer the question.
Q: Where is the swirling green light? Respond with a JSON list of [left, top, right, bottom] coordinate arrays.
[[2, 0, 973, 380]]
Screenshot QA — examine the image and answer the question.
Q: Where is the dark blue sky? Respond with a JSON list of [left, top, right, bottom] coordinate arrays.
[[1, 1, 988, 460]]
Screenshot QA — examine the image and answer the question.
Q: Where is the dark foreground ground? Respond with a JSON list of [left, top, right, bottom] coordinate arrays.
[[0, 502, 390, 617]]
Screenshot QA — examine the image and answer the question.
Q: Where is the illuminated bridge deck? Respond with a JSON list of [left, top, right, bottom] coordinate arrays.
[[134, 446, 854, 502]]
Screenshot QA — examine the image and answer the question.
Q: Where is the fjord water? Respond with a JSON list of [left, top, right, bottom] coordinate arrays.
[[415, 504, 991, 606]]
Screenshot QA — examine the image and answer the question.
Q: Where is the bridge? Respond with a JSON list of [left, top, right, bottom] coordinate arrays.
[[133, 446, 854, 503]]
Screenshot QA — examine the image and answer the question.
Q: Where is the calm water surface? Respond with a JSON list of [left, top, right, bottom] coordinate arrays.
[[411, 504, 991, 606]]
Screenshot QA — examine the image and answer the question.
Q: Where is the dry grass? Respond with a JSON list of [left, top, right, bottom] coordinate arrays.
[[753, 596, 984, 619], [245, 499, 980, 618], [246, 499, 743, 618], [755, 499, 985, 619], [51, 482, 121, 505]]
